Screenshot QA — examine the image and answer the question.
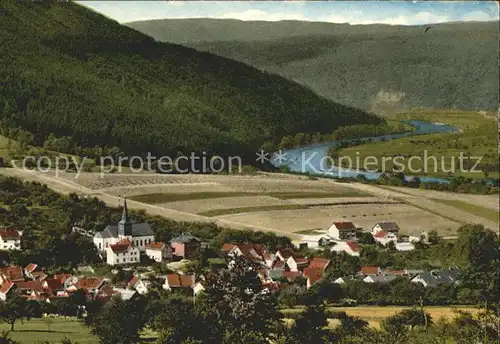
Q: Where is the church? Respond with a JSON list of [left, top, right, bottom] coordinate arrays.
[[93, 199, 155, 253]]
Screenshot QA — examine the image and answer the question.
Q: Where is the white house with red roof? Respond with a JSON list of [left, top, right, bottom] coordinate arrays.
[[0, 228, 22, 251], [286, 255, 309, 272], [105, 239, 140, 266], [128, 275, 148, 295], [328, 222, 357, 241], [372, 230, 398, 246], [330, 241, 361, 257], [145, 241, 172, 262], [0, 281, 15, 301]]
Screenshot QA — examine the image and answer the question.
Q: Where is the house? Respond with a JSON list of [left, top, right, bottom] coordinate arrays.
[[372, 231, 398, 246], [145, 242, 172, 262], [328, 222, 357, 241], [68, 277, 107, 296], [359, 266, 381, 276], [93, 199, 155, 253], [105, 239, 140, 266], [308, 257, 331, 271], [303, 268, 324, 289], [128, 276, 148, 295], [0, 281, 15, 301], [24, 263, 39, 279], [298, 235, 332, 249], [411, 268, 461, 288], [14, 280, 46, 299], [170, 232, 201, 259], [372, 222, 400, 236], [0, 229, 22, 250], [275, 248, 302, 261], [263, 252, 276, 268], [0, 266, 24, 283], [363, 275, 398, 284], [286, 255, 309, 272], [42, 278, 65, 297], [163, 274, 195, 291], [330, 241, 361, 257], [225, 243, 268, 264]]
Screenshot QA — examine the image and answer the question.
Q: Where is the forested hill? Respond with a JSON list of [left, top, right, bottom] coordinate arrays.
[[127, 19, 499, 112], [0, 2, 378, 161]]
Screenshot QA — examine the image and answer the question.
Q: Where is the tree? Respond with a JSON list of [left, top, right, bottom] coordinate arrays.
[[336, 312, 368, 338], [427, 230, 441, 245], [397, 308, 433, 330], [0, 331, 18, 344], [89, 296, 146, 344], [0, 294, 25, 331], [289, 304, 331, 344]]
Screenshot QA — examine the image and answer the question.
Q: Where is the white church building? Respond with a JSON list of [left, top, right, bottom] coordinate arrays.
[[93, 199, 155, 254]]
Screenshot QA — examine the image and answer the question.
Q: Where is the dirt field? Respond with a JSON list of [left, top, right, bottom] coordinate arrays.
[[284, 305, 479, 329], [215, 203, 458, 235], [2, 168, 492, 236]]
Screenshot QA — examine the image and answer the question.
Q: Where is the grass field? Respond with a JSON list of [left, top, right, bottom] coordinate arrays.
[[431, 198, 499, 223], [199, 204, 311, 217], [129, 190, 369, 204], [0, 318, 97, 344], [337, 110, 498, 178]]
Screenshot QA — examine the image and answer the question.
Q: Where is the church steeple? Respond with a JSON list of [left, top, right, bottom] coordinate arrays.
[[118, 198, 132, 237]]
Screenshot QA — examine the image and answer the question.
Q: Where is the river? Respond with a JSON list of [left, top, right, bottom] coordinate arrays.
[[270, 120, 458, 184]]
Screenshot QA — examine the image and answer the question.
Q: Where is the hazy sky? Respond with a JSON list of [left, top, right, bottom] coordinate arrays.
[[78, 1, 499, 25]]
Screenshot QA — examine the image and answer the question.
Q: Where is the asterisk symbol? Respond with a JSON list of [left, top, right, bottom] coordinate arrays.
[[272, 150, 288, 164], [256, 150, 270, 163]]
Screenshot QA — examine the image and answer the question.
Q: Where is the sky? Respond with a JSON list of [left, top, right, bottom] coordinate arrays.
[[78, 1, 499, 25]]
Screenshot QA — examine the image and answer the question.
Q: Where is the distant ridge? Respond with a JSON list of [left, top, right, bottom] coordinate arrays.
[[128, 18, 499, 112]]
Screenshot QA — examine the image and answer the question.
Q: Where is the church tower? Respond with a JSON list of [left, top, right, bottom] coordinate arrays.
[[118, 198, 132, 238]]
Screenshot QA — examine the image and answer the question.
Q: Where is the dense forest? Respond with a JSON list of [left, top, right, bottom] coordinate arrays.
[[0, 1, 378, 164], [128, 19, 499, 112]]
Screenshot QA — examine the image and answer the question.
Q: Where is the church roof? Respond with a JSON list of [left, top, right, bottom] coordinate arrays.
[[95, 223, 154, 239]]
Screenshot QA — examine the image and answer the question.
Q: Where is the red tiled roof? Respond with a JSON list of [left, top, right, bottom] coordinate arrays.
[[109, 239, 132, 253], [128, 276, 139, 287], [308, 257, 331, 270], [222, 243, 236, 253], [235, 244, 267, 261], [360, 266, 380, 275], [75, 277, 104, 290], [303, 268, 324, 285], [53, 273, 72, 283], [166, 274, 194, 287], [0, 266, 24, 281], [332, 222, 357, 231], [15, 280, 44, 292], [292, 257, 309, 265], [374, 230, 389, 238], [346, 241, 361, 252], [44, 278, 64, 291], [0, 281, 15, 294], [146, 242, 165, 250], [0, 229, 20, 240], [24, 263, 38, 273]]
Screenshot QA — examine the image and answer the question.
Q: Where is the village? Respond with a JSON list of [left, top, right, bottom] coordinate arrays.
[[0, 200, 462, 305]]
